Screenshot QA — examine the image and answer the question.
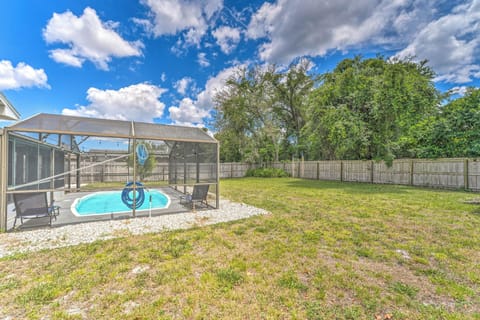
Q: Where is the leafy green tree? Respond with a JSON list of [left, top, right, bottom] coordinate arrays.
[[214, 65, 282, 164], [214, 60, 315, 163], [410, 88, 480, 158], [303, 56, 440, 162], [270, 59, 315, 159], [304, 104, 370, 160], [214, 56, 448, 163]]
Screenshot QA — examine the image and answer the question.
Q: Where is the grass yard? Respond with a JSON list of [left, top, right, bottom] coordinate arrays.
[[1, 178, 479, 319]]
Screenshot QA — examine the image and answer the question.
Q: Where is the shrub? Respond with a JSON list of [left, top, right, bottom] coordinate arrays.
[[245, 167, 289, 178]]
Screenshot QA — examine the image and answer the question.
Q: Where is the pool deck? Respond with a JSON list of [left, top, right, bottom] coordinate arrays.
[[6, 187, 208, 231]]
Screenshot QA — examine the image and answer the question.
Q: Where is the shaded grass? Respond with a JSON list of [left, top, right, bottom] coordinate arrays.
[[0, 178, 479, 319]]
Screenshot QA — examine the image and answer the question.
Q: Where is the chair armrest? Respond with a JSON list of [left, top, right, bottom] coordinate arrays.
[[48, 205, 60, 216]]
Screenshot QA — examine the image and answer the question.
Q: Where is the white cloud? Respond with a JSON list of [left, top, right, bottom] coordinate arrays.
[[247, 0, 394, 63], [246, 0, 480, 84], [197, 52, 210, 67], [49, 49, 84, 67], [139, 0, 223, 47], [245, 1, 282, 40], [139, 0, 203, 35], [0, 60, 49, 90], [212, 26, 241, 54], [184, 21, 209, 47], [169, 97, 210, 125], [196, 65, 241, 110], [396, 0, 480, 83], [174, 77, 194, 95], [43, 7, 142, 70], [449, 86, 468, 96], [169, 65, 243, 125], [62, 83, 167, 122]]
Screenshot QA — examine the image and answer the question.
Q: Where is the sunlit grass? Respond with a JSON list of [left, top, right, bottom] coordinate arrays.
[[80, 181, 169, 191], [0, 178, 479, 319]]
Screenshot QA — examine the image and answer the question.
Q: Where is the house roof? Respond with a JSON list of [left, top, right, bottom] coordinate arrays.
[[0, 92, 20, 121], [6, 113, 217, 143]]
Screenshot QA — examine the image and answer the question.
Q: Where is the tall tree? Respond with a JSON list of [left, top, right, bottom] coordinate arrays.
[[214, 65, 281, 163], [303, 56, 440, 162], [270, 59, 315, 159]]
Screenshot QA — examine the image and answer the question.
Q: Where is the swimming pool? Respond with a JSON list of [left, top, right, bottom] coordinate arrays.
[[72, 190, 170, 216]]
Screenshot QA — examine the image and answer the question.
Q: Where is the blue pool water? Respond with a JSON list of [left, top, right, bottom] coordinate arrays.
[[72, 190, 170, 216]]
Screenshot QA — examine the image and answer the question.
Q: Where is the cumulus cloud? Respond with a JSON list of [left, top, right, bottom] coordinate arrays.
[[0, 60, 49, 90], [138, 0, 223, 47], [43, 7, 142, 70], [196, 65, 242, 110], [169, 65, 242, 125], [62, 83, 167, 122], [396, 0, 480, 83], [245, 1, 282, 40], [169, 97, 210, 125], [247, 0, 402, 63], [174, 77, 195, 95], [212, 26, 241, 54], [246, 0, 480, 84], [197, 52, 210, 67], [184, 22, 209, 47]]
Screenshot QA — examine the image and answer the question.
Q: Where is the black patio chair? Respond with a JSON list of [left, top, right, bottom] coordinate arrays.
[[13, 192, 57, 228], [180, 185, 210, 211]]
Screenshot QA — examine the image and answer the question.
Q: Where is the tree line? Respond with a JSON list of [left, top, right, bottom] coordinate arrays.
[[213, 56, 480, 164]]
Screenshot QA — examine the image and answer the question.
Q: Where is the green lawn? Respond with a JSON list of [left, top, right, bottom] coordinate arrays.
[[1, 178, 479, 319]]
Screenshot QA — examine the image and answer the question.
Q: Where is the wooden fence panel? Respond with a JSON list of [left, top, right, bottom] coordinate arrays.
[[149, 164, 169, 182], [342, 160, 373, 183], [73, 157, 480, 191], [219, 162, 253, 178], [468, 159, 480, 191], [413, 159, 465, 189], [318, 161, 342, 181], [373, 160, 412, 185], [302, 161, 317, 179]]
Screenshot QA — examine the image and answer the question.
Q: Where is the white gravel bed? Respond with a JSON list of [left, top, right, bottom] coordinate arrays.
[[0, 200, 268, 258]]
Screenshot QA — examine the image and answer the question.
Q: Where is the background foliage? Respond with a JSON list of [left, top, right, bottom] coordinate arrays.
[[214, 56, 479, 163]]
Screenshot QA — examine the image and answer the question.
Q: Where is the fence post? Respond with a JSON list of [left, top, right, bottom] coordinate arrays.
[[410, 160, 414, 186], [370, 160, 374, 183], [300, 156, 304, 178], [340, 161, 344, 182], [464, 158, 469, 190], [231, 162, 234, 178], [317, 161, 320, 180]]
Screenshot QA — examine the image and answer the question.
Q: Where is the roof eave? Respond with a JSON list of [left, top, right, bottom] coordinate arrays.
[[0, 92, 21, 121]]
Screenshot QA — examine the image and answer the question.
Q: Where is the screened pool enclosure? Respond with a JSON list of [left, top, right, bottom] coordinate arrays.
[[0, 113, 219, 231]]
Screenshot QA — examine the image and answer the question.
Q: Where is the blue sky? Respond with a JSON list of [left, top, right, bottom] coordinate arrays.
[[1, 0, 479, 130]]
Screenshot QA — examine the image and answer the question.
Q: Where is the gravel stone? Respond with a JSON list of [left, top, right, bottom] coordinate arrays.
[[0, 200, 268, 258]]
